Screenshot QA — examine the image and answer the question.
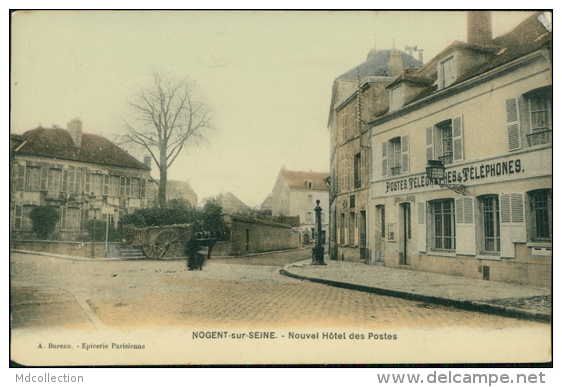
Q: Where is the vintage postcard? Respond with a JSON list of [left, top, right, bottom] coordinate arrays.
[[9, 10, 552, 366]]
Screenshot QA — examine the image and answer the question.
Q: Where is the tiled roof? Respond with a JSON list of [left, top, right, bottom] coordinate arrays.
[[219, 192, 250, 214], [336, 50, 422, 81], [11, 127, 149, 170], [281, 170, 329, 191]]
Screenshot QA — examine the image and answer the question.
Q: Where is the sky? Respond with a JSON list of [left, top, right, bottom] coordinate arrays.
[[10, 10, 535, 208]]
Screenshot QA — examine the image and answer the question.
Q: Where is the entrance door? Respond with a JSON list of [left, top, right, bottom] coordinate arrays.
[[374, 205, 385, 265], [401, 203, 412, 265], [245, 229, 250, 252], [359, 210, 367, 261]]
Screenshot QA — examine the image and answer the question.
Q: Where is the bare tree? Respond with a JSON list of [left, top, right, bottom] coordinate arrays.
[[120, 72, 212, 207]]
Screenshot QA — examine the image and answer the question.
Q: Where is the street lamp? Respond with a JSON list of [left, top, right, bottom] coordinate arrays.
[[425, 159, 466, 195], [311, 200, 326, 265]]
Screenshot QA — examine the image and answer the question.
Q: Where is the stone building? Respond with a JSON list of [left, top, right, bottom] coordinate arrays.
[[10, 119, 151, 240], [328, 48, 422, 261], [270, 169, 329, 245], [368, 12, 551, 287]]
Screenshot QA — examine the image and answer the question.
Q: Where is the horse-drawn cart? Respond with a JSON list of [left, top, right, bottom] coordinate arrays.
[[123, 224, 192, 259]]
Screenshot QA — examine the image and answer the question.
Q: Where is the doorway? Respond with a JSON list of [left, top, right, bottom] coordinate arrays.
[[374, 205, 385, 265], [400, 203, 412, 265]]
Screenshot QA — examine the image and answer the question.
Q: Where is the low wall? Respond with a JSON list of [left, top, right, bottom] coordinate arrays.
[[10, 240, 123, 259], [226, 215, 300, 255]]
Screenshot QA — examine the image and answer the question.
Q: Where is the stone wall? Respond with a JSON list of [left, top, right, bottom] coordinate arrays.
[[11, 240, 123, 259]]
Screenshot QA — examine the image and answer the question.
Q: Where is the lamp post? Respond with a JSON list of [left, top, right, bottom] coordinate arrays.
[[426, 159, 466, 195], [311, 200, 326, 265]]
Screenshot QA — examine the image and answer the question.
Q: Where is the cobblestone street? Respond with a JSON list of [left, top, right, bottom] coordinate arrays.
[[10, 252, 548, 330]]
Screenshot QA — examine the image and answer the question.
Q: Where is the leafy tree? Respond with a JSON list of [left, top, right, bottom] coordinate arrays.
[[198, 196, 224, 232], [29, 206, 60, 240], [85, 219, 121, 242], [119, 72, 212, 207]]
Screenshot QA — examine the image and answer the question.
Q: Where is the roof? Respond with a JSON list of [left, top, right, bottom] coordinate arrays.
[[219, 192, 250, 214], [280, 170, 329, 191], [380, 12, 552, 115], [11, 127, 149, 170], [150, 179, 197, 197]]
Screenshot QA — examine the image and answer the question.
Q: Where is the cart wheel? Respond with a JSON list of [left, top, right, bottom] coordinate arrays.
[[141, 244, 158, 260], [154, 230, 181, 259]]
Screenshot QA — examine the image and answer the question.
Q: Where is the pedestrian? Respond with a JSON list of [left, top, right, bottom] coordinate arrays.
[[186, 233, 205, 271]]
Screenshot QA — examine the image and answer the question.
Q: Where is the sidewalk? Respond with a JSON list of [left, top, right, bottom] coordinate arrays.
[[281, 259, 551, 323]]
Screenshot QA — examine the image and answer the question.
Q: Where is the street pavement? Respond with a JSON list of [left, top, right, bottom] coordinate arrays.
[[10, 249, 549, 331]]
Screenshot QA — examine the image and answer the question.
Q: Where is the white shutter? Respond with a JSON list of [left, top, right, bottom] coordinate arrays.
[[506, 98, 521, 151], [426, 127, 433, 161], [500, 193, 526, 258], [452, 115, 464, 161], [456, 197, 476, 255], [416, 201, 427, 253], [381, 141, 388, 176], [401, 134, 410, 173]]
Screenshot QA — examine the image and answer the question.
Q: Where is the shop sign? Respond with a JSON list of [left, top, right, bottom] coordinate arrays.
[[394, 195, 416, 204]]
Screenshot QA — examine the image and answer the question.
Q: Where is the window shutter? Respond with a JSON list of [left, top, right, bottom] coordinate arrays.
[[361, 150, 366, 187], [425, 127, 433, 161], [505, 98, 521, 151], [40, 167, 48, 191], [456, 197, 476, 255], [85, 173, 91, 194], [381, 141, 388, 177], [500, 193, 526, 258], [401, 134, 410, 173], [416, 201, 427, 253], [61, 170, 68, 192], [17, 165, 25, 189], [452, 115, 464, 161]]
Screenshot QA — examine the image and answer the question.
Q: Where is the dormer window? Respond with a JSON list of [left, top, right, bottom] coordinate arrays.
[[304, 181, 313, 189], [438, 52, 457, 90], [389, 85, 404, 112]]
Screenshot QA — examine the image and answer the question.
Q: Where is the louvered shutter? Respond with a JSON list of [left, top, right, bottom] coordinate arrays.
[[506, 98, 521, 151], [381, 142, 388, 176], [452, 115, 464, 161], [17, 165, 25, 189], [401, 134, 410, 173], [456, 197, 476, 255], [417, 201, 427, 253], [500, 193, 526, 258], [40, 167, 48, 191], [361, 150, 366, 187], [426, 127, 434, 162]]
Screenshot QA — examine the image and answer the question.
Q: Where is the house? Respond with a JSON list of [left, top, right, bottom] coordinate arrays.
[[147, 179, 198, 208], [260, 194, 273, 215], [10, 119, 151, 240], [270, 168, 329, 245], [328, 48, 422, 261], [218, 191, 251, 215], [368, 12, 551, 287]]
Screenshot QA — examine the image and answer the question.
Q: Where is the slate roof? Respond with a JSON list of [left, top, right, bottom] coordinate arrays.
[[336, 50, 423, 81], [381, 12, 552, 113], [11, 127, 149, 170], [280, 170, 329, 191]]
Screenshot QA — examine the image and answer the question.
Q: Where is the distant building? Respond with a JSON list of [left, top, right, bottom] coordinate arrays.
[[10, 119, 151, 240], [260, 194, 273, 215], [328, 49, 422, 261], [270, 169, 329, 245], [218, 192, 252, 215], [147, 179, 197, 208]]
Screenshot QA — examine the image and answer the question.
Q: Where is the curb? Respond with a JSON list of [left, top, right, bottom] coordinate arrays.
[[279, 267, 551, 323]]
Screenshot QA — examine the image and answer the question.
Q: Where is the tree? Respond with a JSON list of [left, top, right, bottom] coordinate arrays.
[[29, 206, 60, 240], [120, 72, 212, 207]]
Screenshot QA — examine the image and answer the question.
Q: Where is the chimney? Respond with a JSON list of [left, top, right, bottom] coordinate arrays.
[[467, 11, 492, 45], [67, 118, 83, 147], [144, 155, 152, 169], [418, 50, 424, 64], [389, 50, 403, 77]]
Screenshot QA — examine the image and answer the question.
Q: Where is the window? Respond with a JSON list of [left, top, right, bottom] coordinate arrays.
[[506, 87, 552, 150], [529, 189, 552, 242], [131, 178, 140, 197], [354, 153, 361, 188], [426, 116, 464, 164], [47, 169, 62, 197], [14, 205, 22, 229], [25, 166, 40, 191], [480, 196, 500, 254], [120, 176, 126, 196], [340, 213, 346, 245], [438, 53, 457, 89], [103, 175, 109, 195], [68, 167, 75, 193], [381, 135, 409, 177], [17, 165, 25, 189], [84, 173, 91, 194], [431, 200, 456, 250], [341, 112, 349, 141], [140, 179, 146, 198], [389, 85, 404, 112], [92, 174, 103, 196], [40, 167, 48, 191], [381, 206, 385, 238], [61, 169, 68, 192], [109, 176, 119, 197], [306, 212, 312, 224]]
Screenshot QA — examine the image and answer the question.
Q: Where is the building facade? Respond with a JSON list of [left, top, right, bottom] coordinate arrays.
[[368, 12, 552, 287], [270, 169, 329, 245], [328, 49, 422, 261], [10, 119, 151, 240]]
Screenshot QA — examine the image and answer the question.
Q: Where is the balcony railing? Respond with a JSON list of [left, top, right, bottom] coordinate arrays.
[[391, 166, 401, 176], [438, 152, 453, 165], [527, 130, 552, 147]]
